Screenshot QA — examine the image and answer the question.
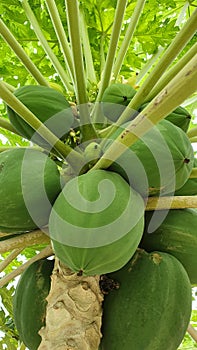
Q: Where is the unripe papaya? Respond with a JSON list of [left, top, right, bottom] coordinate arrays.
[[0, 148, 61, 233], [13, 258, 54, 350], [49, 169, 145, 276], [100, 249, 192, 350], [174, 157, 197, 195], [140, 208, 197, 284], [101, 83, 136, 122], [84, 142, 103, 167], [7, 85, 74, 149], [103, 119, 194, 197]]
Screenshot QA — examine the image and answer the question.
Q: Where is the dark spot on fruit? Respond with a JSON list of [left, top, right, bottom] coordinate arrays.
[[184, 158, 190, 164], [77, 269, 83, 276], [0, 163, 5, 172], [123, 96, 127, 101], [99, 275, 120, 294]]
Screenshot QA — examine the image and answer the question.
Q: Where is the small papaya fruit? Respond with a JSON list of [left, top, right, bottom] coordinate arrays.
[[84, 142, 103, 167]]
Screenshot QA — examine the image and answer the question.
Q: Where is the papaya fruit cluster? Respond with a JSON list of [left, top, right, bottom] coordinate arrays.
[[1, 83, 196, 350]]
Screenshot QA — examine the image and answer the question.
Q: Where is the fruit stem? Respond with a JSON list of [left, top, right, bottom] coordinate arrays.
[[95, 0, 127, 104], [113, 0, 146, 80], [79, 5, 97, 84], [1, 81, 16, 92], [135, 47, 164, 85], [0, 18, 49, 87], [92, 54, 197, 171], [189, 167, 197, 179], [65, 0, 98, 141], [92, 0, 128, 124], [45, 0, 75, 84], [0, 117, 21, 135], [117, 8, 197, 113], [145, 41, 197, 102], [187, 324, 197, 343], [145, 196, 197, 211], [0, 245, 53, 288], [190, 137, 197, 143], [187, 126, 197, 138], [0, 82, 85, 173], [0, 230, 50, 254], [0, 248, 23, 273], [21, 0, 73, 92]]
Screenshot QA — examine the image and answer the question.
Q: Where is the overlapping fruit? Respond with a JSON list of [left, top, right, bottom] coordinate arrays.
[[1, 84, 196, 349]]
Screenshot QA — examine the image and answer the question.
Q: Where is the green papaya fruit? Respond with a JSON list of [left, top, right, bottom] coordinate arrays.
[[101, 83, 136, 122], [13, 258, 54, 350], [84, 142, 103, 167], [174, 157, 197, 195], [100, 249, 192, 350], [103, 119, 194, 197], [0, 148, 61, 233], [140, 208, 197, 284], [49, 169, 145, 276], [138, 103, 191, 132], [7, 85, 74, 149]]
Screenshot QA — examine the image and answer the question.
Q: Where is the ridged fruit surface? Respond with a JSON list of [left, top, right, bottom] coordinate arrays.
[[103, 119, 194, 196], [7, 85, 74, 148], [174, 157, 197, 195], [101, 83, 136, 121], [0, 148, 61, 233], [13, 258, 54, 350], [101, 249, 192, 350], [49, 169, 145, 275], [140, 208, 197, 284]]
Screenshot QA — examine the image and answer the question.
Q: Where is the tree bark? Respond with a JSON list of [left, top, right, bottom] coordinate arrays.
[[38, 258, 103, 350]]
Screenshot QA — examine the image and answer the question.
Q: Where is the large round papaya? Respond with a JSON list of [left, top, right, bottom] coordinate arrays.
[[103, 119, 194, 197], [49, 169, 145, 276], [7, 85, 74, 149], [174, 157, 197, 196], [138, 103, 191, 132], [13, 258, 54, 350], [0, 148, 61, 233], [101, 83, 136, 122], [140, 208, 197, 284], [100, 249, 192, 350]]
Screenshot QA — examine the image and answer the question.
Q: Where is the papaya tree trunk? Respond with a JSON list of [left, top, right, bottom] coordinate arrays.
[[38, 258, 103, 350]]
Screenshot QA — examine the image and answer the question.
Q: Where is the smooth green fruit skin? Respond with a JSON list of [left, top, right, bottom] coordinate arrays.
[[13, 258, 54, 350], [7, 85, 74, 148], [100, 249, 192, 350], [140, 208, 197, 284], [139, 104, 191, 132], [101, 83, 136, 122], [50, 169, 145, 276], [103, 119, 194, 197], [0, 148, 61, 233], [174, 157, 197, 196]]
